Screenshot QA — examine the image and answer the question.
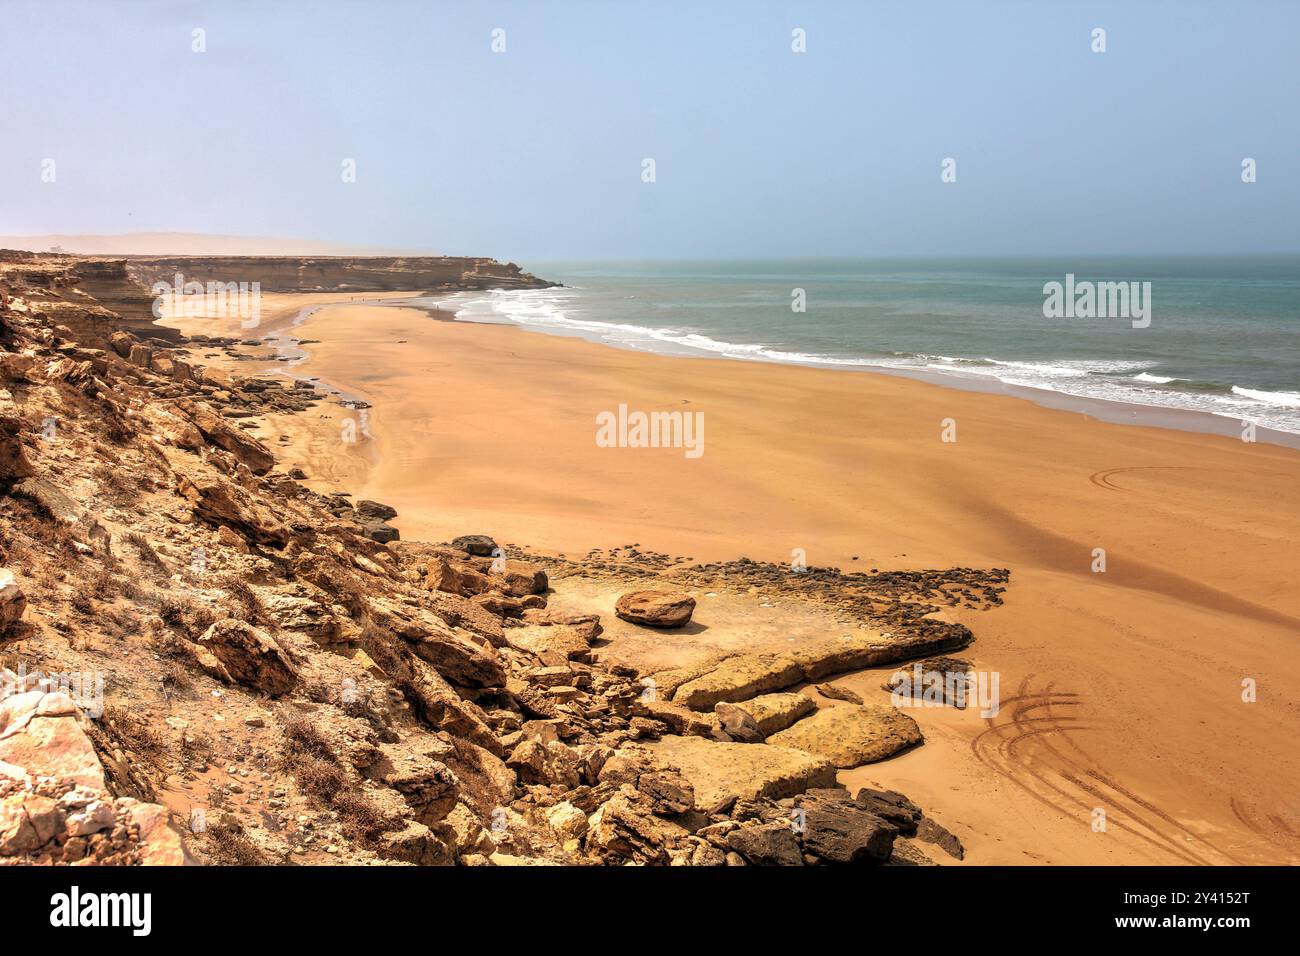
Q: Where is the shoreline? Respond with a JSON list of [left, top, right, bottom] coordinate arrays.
[[417, 293, 1300, 451], [161, 293, 1300, 865]]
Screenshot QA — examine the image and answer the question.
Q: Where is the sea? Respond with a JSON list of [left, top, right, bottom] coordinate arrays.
[[432, 258, 1300, 438]]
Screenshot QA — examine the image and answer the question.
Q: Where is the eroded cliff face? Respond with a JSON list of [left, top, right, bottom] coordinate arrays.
[[0, 251, 555, 343], [116, 255, 556, 294]]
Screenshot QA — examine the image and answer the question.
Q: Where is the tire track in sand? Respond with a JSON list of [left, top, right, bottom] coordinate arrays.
[[971, 675, 1241, 864]]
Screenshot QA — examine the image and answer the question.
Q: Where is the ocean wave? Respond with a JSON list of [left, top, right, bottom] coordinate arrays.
[[1133, 372, 1180, 384], [1231, 385, 1300, 407]]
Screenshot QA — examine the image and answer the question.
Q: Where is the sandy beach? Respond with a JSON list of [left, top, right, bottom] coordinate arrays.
[[166, 294, 1300, 865]]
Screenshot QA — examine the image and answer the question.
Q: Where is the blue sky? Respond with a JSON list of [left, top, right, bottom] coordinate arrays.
[[3, 0, 1297, 260]]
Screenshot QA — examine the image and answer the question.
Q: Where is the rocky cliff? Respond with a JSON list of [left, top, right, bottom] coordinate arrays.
[[0, 251, 555, 343], [0, 259, 997, 867]]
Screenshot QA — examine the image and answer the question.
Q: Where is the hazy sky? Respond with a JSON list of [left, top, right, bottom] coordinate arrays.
[[4, 0, 1297, 260]]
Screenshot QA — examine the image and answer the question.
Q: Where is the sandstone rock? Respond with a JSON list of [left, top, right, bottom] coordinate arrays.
[[176, 399, 275, 474], [713, 701, 765, 743], [726, 821, 803, 866], [503, 623, 593, 663], [0, 686, 104, 790], [672, 654, 804, 711], [368, 598, 504, 688], [632, 698, 717, 738], [636, 769, 695, 815], [545, 801, 589, 842], [506, 739, 580, 789], [796, 788, 896, 864], [127, 343, 153, 369], [854, 787, 924, 835], [11, 477, 80, 524], [786, 631, 973, 683], [451, 534, 498, 557], [647, 735, 836, 808], [917, 816, 964, 859], [887, 838, 940, 866], [197, 619, 298, 696], [105, 330, 134, 357], [614, 590, 695, 628], [261, 593, 339, 644], [362, 520, 400, 544], [377, 820, 455, 865], [355, 499, 397, 521], [0, 350, 35, 381], [586, 791, 688, 865], [424, 557, 492, 597], [493, 560, 548, 597], [176, 469, 290, 547], [120, 801, 190, 865], [730, 692, 816, 736], [138, 404, 205, 450], [767, 703, 921, 768], [0, 414, 34, 481], [0, 569, 26, 635]]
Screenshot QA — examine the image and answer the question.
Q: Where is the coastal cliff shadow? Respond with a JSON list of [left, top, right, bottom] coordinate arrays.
[[956, 494, 1300, 632]]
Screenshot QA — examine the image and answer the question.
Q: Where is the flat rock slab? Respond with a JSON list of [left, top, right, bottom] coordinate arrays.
[[767, 703, 922, 768], [733, 692, 816, 736], [672, 654, 804, 711], [503, 624, 593, 662], [648, 734, 837, 808], [668, 631, 972, 712]]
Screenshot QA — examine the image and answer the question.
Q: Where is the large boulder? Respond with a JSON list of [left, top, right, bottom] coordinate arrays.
[[0, 670, 189, 865], [615, 590, 695, 629], [0, 684, 104, 790], [726, 821, 804, 866], [450, 534, 498, 557], [767, 703, 921, 768], [355, 499, 398, 521], [197, 619, 298, 696]]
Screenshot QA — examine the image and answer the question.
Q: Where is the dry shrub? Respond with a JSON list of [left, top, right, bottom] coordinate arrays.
[[204, 816, 269, 866], [282, 716, 336, 762], [291, 754, 348, 801], [125, 531, 167, 571], [335, 790, 397, 843], [221, 575, 269, 627]]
